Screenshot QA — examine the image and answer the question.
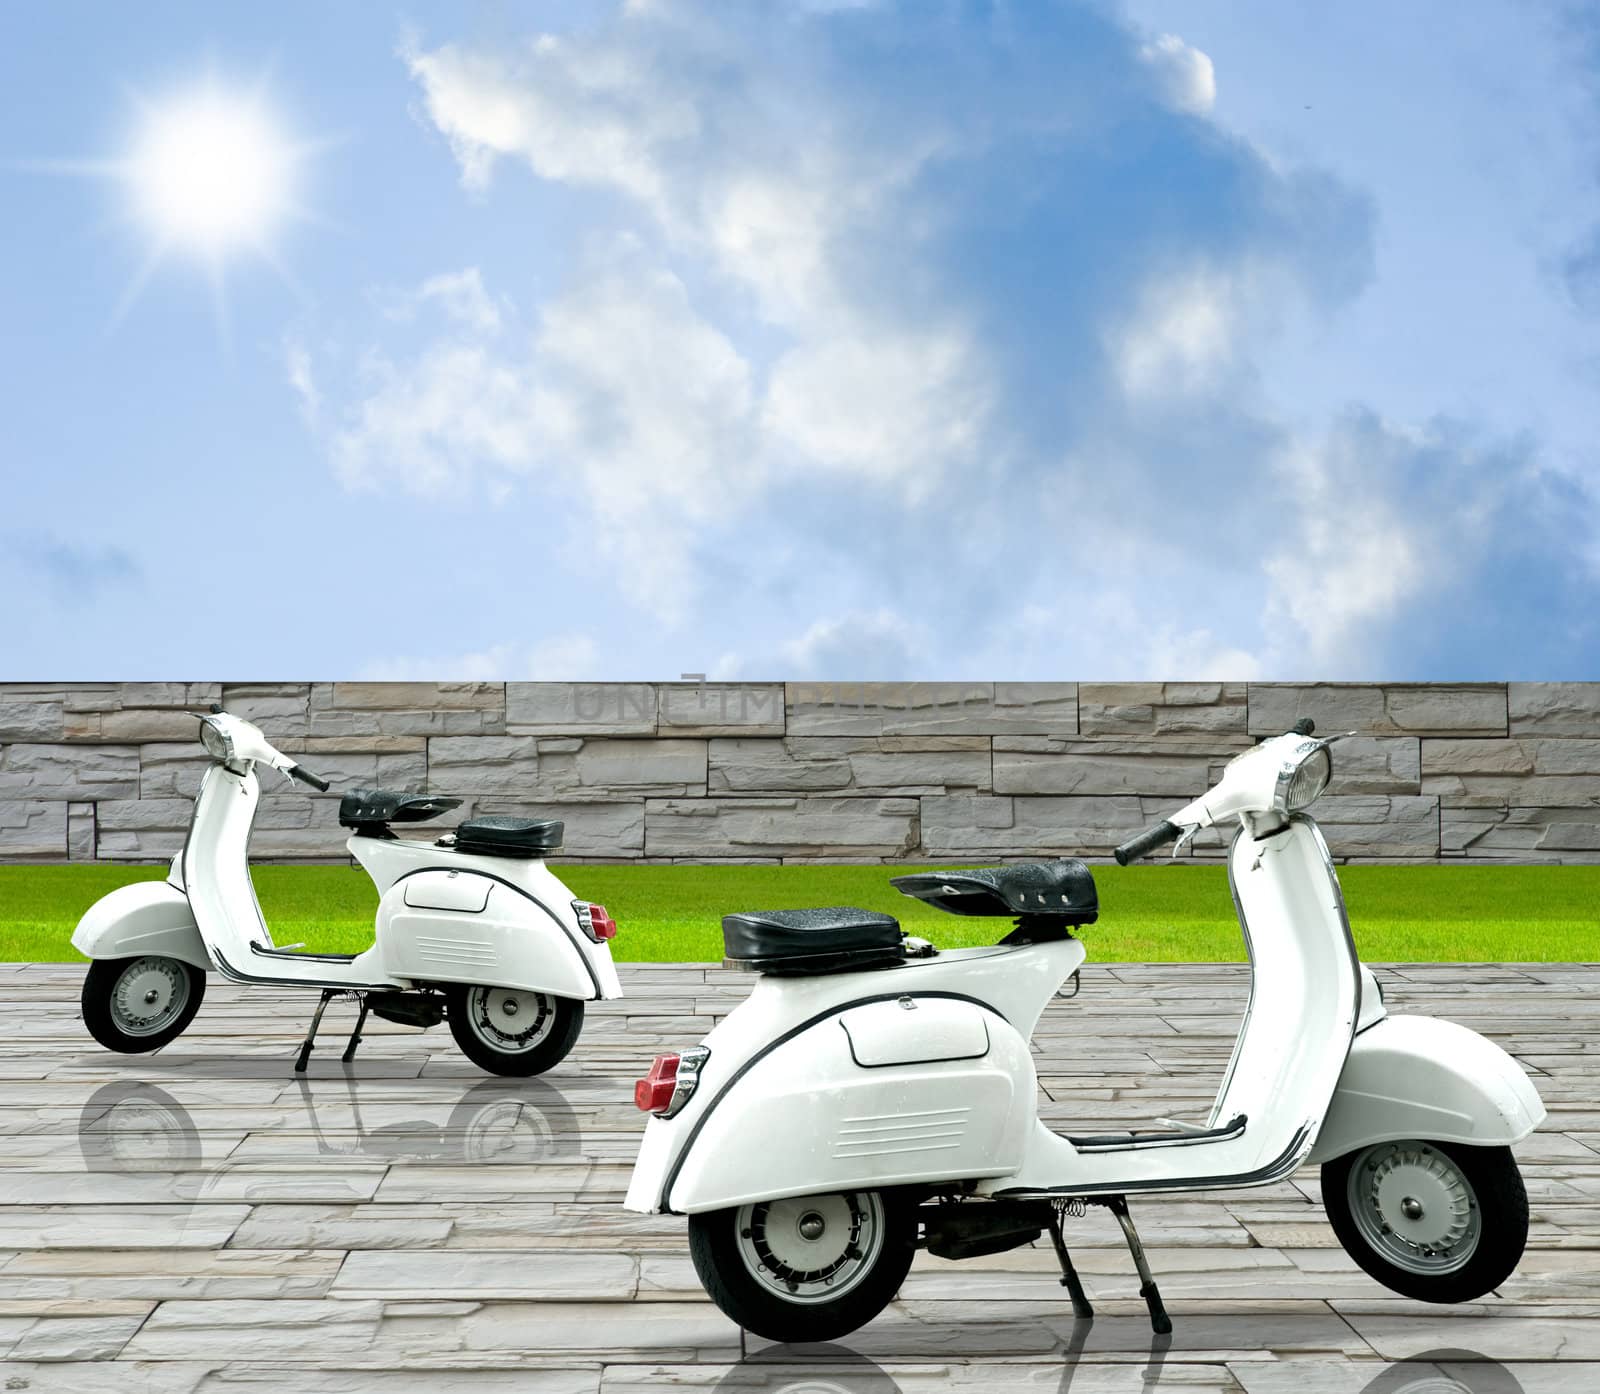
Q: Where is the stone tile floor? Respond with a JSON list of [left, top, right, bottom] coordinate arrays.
[[0, 960, 1594, 1392]]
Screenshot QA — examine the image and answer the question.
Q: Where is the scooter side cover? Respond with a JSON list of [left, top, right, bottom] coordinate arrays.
[[1307, 1013, 1546, 1162], [377, 870, 619, 1001], [71, 880, 211, 973], [653, 997, 1032, 1214]]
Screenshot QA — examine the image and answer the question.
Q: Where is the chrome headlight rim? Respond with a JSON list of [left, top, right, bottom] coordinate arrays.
[[198, 716, 234, 763], [1276, 738, 1333, 812]]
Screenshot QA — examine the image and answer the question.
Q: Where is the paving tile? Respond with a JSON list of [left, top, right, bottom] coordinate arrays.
[[0, 960, 1592, 1384], [330, 1247, 637, 1300], [0, 1361, 213, 1394]]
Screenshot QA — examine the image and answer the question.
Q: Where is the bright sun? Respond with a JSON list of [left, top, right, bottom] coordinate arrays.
[[128, 92, 295, 255], [22, 69, 321, 333]]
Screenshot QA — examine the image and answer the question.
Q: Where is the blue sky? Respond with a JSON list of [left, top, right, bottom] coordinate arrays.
[[2, 0, 1596, 680]]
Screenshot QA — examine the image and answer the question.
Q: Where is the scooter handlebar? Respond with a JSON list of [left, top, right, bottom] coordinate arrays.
[[1114, 820, 1181, 865], [287, 764, 331, 793]]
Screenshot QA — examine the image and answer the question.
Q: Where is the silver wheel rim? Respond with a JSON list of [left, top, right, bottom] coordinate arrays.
[[735, 1191, 887, 1304], [465, 987, 556, 1055], [110, 957, 190, 1038], [1348, 1141, 1482, 1276]]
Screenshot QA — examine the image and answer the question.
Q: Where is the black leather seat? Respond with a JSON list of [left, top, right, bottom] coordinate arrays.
[[723, 907, 905, 975], [891, 860, 1098, 923], [340, 788, 462, 831], [723, 909, 908, 973], [454, 815, 564, 859]]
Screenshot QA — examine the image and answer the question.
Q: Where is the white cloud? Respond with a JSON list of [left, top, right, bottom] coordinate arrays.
[[331, 337, 540, 494], [316, 252, 757, 608], [284, 6, 1592, 680], [403, 33, 699, 205], [763, 327, 991, 493], [1109, 266, 1241, 399], [363, 633, 601, 680], [283, 338, 320, 425], [414, 267, 503, 332], [1137, 625, 1263, 680], [1139, 33, 1216, 115], [401, 19, 983, 498], [528, 257, 757, 522], [780, 610, 927, 679], [1262, 432, 1428, 669]]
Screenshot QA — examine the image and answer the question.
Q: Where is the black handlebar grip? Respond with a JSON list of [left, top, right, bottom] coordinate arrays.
[[1114, 820, 1181, 866], [289, 765, 331, 792], [1291, 717, 1315, 736]]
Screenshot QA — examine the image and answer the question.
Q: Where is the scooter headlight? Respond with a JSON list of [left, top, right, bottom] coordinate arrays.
[[198, 716, 234, 763], [1277, 740, 1332, 811]]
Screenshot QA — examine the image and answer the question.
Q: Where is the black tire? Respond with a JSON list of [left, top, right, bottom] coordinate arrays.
[[1322, 1139, 1528, 1303], [444, 984, 584, 1077], [81, 956, 205, 1054], [688, 1189, 917, 1344]]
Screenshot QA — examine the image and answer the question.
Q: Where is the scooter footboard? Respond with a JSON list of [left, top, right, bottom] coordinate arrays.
[[1307, 1014, 1546, 1163], [71, 880, 211, 972], [638, 998, 1034, 1215]]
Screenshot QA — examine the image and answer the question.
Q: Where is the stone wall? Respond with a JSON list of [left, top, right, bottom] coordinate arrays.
[[2, 681, 1597, 864]]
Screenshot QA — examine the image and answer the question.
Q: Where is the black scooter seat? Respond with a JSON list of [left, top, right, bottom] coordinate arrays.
[[340, 788, 462, 830], [452, 816, 564, 859], [892, 860, 1098, 923], [723, 907, 905, 976]]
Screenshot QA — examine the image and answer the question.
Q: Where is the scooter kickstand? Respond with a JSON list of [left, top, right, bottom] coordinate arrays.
[[295, 989, 337, 1073], [1047, 1203, 1095, 1320], [341, 994, 370, 1064], [1103, 1195, 1172, 1335]]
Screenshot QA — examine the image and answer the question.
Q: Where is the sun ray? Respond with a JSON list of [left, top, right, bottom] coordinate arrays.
[[252, 240, 310, 306], [206, 255, 233, 357], [6, 157, 128, 178], [106, 241, 170, 335], [14, 64, 325, 340]]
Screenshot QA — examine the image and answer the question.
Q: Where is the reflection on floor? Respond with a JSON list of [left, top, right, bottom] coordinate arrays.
[[0, 961, 1593, 1390]]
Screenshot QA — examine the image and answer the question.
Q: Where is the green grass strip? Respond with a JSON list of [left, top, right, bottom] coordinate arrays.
[[2, 862, 1595, 964]]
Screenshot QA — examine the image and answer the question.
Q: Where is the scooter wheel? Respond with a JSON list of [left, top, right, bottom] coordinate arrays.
[[444, 985, 584, 1076], [81, 956, 206, 1053], [1321, 1139, 1529, 1303], [688, 1189, 917, 1344]]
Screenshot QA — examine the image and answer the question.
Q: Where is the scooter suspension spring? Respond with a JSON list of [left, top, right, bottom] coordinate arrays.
[[1054, 1197, 1086, 1219]]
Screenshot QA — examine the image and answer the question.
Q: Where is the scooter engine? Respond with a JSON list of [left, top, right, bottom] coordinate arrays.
[[366, 991, 446, 1029], [923, 1201, 1047, 1260]]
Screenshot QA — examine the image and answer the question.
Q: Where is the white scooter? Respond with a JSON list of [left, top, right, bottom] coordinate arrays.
[[624, 721, 1546, 1343], [73, 707, 622, 1075]]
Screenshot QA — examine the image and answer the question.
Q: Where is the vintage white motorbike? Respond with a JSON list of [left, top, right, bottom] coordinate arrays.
[[72, 707, 622, 1075], [624, 721, 1546, 1342]]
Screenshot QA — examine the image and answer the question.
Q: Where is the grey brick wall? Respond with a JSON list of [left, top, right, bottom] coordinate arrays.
[[2, 681, 1597, 864]]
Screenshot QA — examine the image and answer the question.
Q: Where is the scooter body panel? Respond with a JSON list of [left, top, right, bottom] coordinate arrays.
[[989, 816, 1362, 1196], [624, 938, 1084, 1214], [177, 764, 620, 1000], [1307, 1013, 1547, 1162], [71, 879, 210, 973], [630, 815, 1366, 1214], [373, 863, 620, 1001]]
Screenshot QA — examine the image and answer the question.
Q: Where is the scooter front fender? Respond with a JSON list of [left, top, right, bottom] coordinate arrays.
[[377, 870, 621, 1001], [627, 995, 1034, 1215], [71, 880, 211, 973], [1307, 1014, 1546, 1163]]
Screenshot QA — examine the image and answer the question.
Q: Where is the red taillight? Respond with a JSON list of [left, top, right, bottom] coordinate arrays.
[[574, 900, 618, 942], [635, 1053, 680, 1113]]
